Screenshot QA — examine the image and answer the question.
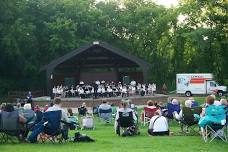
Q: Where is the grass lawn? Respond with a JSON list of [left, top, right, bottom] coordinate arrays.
[[1, 117, 228, 152], [1, 96, 227, 152]]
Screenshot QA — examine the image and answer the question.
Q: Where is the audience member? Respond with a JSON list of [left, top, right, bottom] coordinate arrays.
[[98, 100, 112, 123], [220, 99, 228, 106], [78, 102, 87, 116], [46, 98, 70, 123], [28, 98, 70, 143], [115, 99, 137, 133], [67, 108, 79, 130], [210, 94, 221, 106], [43, 105, 49, 112], [3, 103, 27, 124], [173, 100, 192, 121], [171, 98, 179, 105], [22, 103, 36, 125], [141, 100, 157, 121], [197, 95, 226, 128], [0, 103, 6, 112], [99, 100, 112, 111], [148, 109, 169, 136], [67, 108, 74, 116], [2, 103, 27, 140]]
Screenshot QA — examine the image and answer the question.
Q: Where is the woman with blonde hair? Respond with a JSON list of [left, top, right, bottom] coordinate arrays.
[[173, 99, 192, 121]]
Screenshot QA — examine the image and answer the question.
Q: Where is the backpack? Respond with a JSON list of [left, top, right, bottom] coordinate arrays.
[[122, 125, 140, 137]]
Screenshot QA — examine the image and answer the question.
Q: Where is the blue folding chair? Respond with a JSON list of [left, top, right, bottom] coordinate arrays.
[[98, 108, 112, 123], [39, 110, 66, 143], [167, 103, 181, 119], [191, 101, 199, 107]]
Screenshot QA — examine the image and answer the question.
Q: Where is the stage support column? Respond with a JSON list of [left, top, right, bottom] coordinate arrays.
[[142, 67, 149, 83], [114, 66, 119, 82], [46, 67, 54, 99]]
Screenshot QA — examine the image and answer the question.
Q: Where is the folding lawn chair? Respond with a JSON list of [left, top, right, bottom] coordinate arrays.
[[116, 111, 135, 136], [0, 111, 23, 143], [81, 114, 95, 130], [167, 103, 181, 119], [201, 107, 228, 143], [180, 107, 202, 134], [191, 101, 199, 108], [142, 107, 158, 126], [99, 108, 112, 123], [38, 110, 66, 143]]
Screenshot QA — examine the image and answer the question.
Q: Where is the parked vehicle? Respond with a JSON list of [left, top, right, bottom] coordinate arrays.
[[176, 73, 227, 97]]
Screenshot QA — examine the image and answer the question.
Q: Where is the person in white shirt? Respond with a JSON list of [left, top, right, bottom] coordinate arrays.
[[173, 99, 192, 121], [148, 109, 169, 136], [53, 86, 57, 97], [28, 98, 70, 142], [46, 98, 70, 139], [46, 98, 69, 124]]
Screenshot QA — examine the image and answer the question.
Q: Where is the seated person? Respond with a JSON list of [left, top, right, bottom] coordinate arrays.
[[196, 95, 227, 128], [3, 103, 26, 124], [115, 99, 137, 134], [128, 100, 137, 112], [21, 103, 36, 125], [173, 99, 192, 121], [0, 103, 6, 112], [98, 101, 112, 122], [33, 105, 43, 125], [211, 94, 221, 106], [165, 98, 180, 118], [189, 97, 198, 107], [148, 109, 169, 136], [15, 102, 24, 113], [99, 101, 112, 111], [78, 102, 87, 116], [141, 100, 157, 121], [67, 108, 79, 129], [67, 108, 74, 117], [2, 104, 27, 139], [220, 99, 228, 106], [20, 103, 36, 138], [28, 98, 70, 143], [171, 98, 179, 105]]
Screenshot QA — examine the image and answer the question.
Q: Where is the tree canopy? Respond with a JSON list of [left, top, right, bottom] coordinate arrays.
[[0, 0, 227, 96]]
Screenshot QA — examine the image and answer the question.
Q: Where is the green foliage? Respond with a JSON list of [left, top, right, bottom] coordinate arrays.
[[0, 0, 227, 96]]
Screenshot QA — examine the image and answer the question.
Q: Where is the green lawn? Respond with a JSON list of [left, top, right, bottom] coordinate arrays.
[[1, 115, 228, 152]]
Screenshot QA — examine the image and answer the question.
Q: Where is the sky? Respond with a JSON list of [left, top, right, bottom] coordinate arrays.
[[154, 0, 179, 8]]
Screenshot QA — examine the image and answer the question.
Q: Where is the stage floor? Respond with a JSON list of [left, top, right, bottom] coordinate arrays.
[[33, 94, 169, 108]]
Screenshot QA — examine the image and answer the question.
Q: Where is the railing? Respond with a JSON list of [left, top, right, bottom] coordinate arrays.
[[8, 90, 46, 99]]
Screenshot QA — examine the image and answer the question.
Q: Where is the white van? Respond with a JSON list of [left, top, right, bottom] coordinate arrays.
[[176, 73, 227, 96]]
